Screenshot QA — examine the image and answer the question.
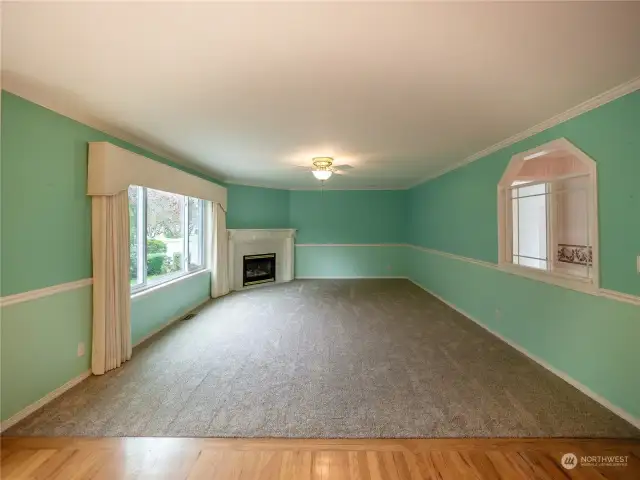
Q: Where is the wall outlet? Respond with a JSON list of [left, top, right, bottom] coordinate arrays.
[[495, 309, 502, 321], [387, 264, 392, 271], [637, 255, 640, 274], [77, 342, 85, 357]]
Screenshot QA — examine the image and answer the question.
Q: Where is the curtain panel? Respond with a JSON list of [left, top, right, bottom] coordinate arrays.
[[211, 203, 230, 298], [91, 190, 132, 375]]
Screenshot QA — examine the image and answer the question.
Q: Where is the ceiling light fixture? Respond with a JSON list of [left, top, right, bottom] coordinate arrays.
[[311, 157, 334, 181]]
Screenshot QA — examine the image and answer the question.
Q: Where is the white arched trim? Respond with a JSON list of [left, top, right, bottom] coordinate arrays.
[[87, 142, 227, 209], [497, 138, 599, 294]]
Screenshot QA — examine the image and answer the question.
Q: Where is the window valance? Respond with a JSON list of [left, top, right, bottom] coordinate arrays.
[[87, 142, 227, 210]]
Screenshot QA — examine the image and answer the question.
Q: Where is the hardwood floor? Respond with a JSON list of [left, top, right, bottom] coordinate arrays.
[[1, 437, 638, 479]]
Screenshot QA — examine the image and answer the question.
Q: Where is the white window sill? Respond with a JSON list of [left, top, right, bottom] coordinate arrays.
[[498, 262, 597, 295], [131, 268, 210, 301]]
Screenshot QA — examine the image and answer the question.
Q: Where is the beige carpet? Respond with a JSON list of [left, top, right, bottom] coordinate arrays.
[[7, 279, 638, 438]]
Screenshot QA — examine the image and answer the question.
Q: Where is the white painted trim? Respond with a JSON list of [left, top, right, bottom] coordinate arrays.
[[0, 278, 93, 308], [406, 278, 640, 430], [3, 78, 223, 183], [6, 75, 638, 192], [131, 269, 210, 301], [295, 243, 407, 247], [228, 229, 296, 291], [133, 297, 210, 347], [228, 228, 297, 241], [599, 289, 640, 307], [0, 370, 92, 432], [497, 138, 600, 293], [0, 297, 210, 432], [408, 244, 640, 306], [498, 263, 597, 295], [408, 244, 498, 270], [408, 76, 640, 188]]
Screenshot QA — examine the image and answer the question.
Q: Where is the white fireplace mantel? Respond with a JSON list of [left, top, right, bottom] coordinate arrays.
[[227, 229, 297, 290]]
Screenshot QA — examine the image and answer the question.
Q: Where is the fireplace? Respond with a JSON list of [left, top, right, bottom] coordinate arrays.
[[228, 229, 296, 291], [243, 253, 276, 286]]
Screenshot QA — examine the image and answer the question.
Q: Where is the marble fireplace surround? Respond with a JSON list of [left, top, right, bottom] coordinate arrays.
[[227, 229, 297, 291]]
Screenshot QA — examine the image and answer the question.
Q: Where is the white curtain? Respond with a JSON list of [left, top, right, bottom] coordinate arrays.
[[91, 190, 132, 375], [211, 202, 230, 298]]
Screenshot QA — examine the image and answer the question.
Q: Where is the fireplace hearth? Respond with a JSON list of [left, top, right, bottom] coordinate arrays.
[[243, 253, 276, 286]]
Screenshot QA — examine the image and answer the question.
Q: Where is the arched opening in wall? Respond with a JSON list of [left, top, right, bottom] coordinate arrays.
[[498, 138, 599, 292]]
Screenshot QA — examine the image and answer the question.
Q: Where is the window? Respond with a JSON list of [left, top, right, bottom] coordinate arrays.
[[498, 138, 598, 291], [129, 186, 206, 293], [511, 182, 548, 270]]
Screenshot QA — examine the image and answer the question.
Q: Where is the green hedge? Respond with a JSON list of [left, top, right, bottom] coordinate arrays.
[[130, 239, 170, 279], [147, 239, 167, 254], [129, 239, 185, 280], [146, 253, 168, 276]]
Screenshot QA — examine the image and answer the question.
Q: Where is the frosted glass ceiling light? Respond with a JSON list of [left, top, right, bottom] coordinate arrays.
[[311, 157, 334, 181]]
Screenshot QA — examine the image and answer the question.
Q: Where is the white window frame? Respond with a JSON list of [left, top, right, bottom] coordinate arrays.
[[497, 138, 599, 293], [130, 186, 206, 295], [186, 196, 206, 273]]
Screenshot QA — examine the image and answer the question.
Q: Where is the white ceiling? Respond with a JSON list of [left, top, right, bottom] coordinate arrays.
[[3, 1, 640, 189]]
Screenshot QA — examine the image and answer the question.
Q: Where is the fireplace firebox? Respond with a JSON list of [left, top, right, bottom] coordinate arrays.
[[243, 253, 276, 286]]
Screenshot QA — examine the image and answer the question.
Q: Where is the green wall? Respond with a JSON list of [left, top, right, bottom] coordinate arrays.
[[1, 91, 221, 296], [0, 92, 218, 422], [3, 87, 637, 425], [290, 190, 408, 277], [227, 184, 290, 229], [1, 286, 92, 421], [407, 249, 640, 419], [408, 91, 640, 297], [131, 271, 210, 345], [227, 188, 408, 277], [406, 91, 640, 421], [295, 245, 407, 278], [290, 190, 407, 244]]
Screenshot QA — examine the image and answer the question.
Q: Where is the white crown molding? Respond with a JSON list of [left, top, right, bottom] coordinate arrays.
[[5, 71, 638, 193], [407, 76, 640, 189], [0, 278, 93, 308], [2, 73, 223, 183], [0, 370, 92, 432], [6, 72, 637, 192], [406, 278, 640, 431]]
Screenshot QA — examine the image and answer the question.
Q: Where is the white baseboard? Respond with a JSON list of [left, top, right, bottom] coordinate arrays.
[[1, 297, 211, 433], [133, 297, 210, 348], [407, 278, 640, 431], [1, 370, 92, 432]]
